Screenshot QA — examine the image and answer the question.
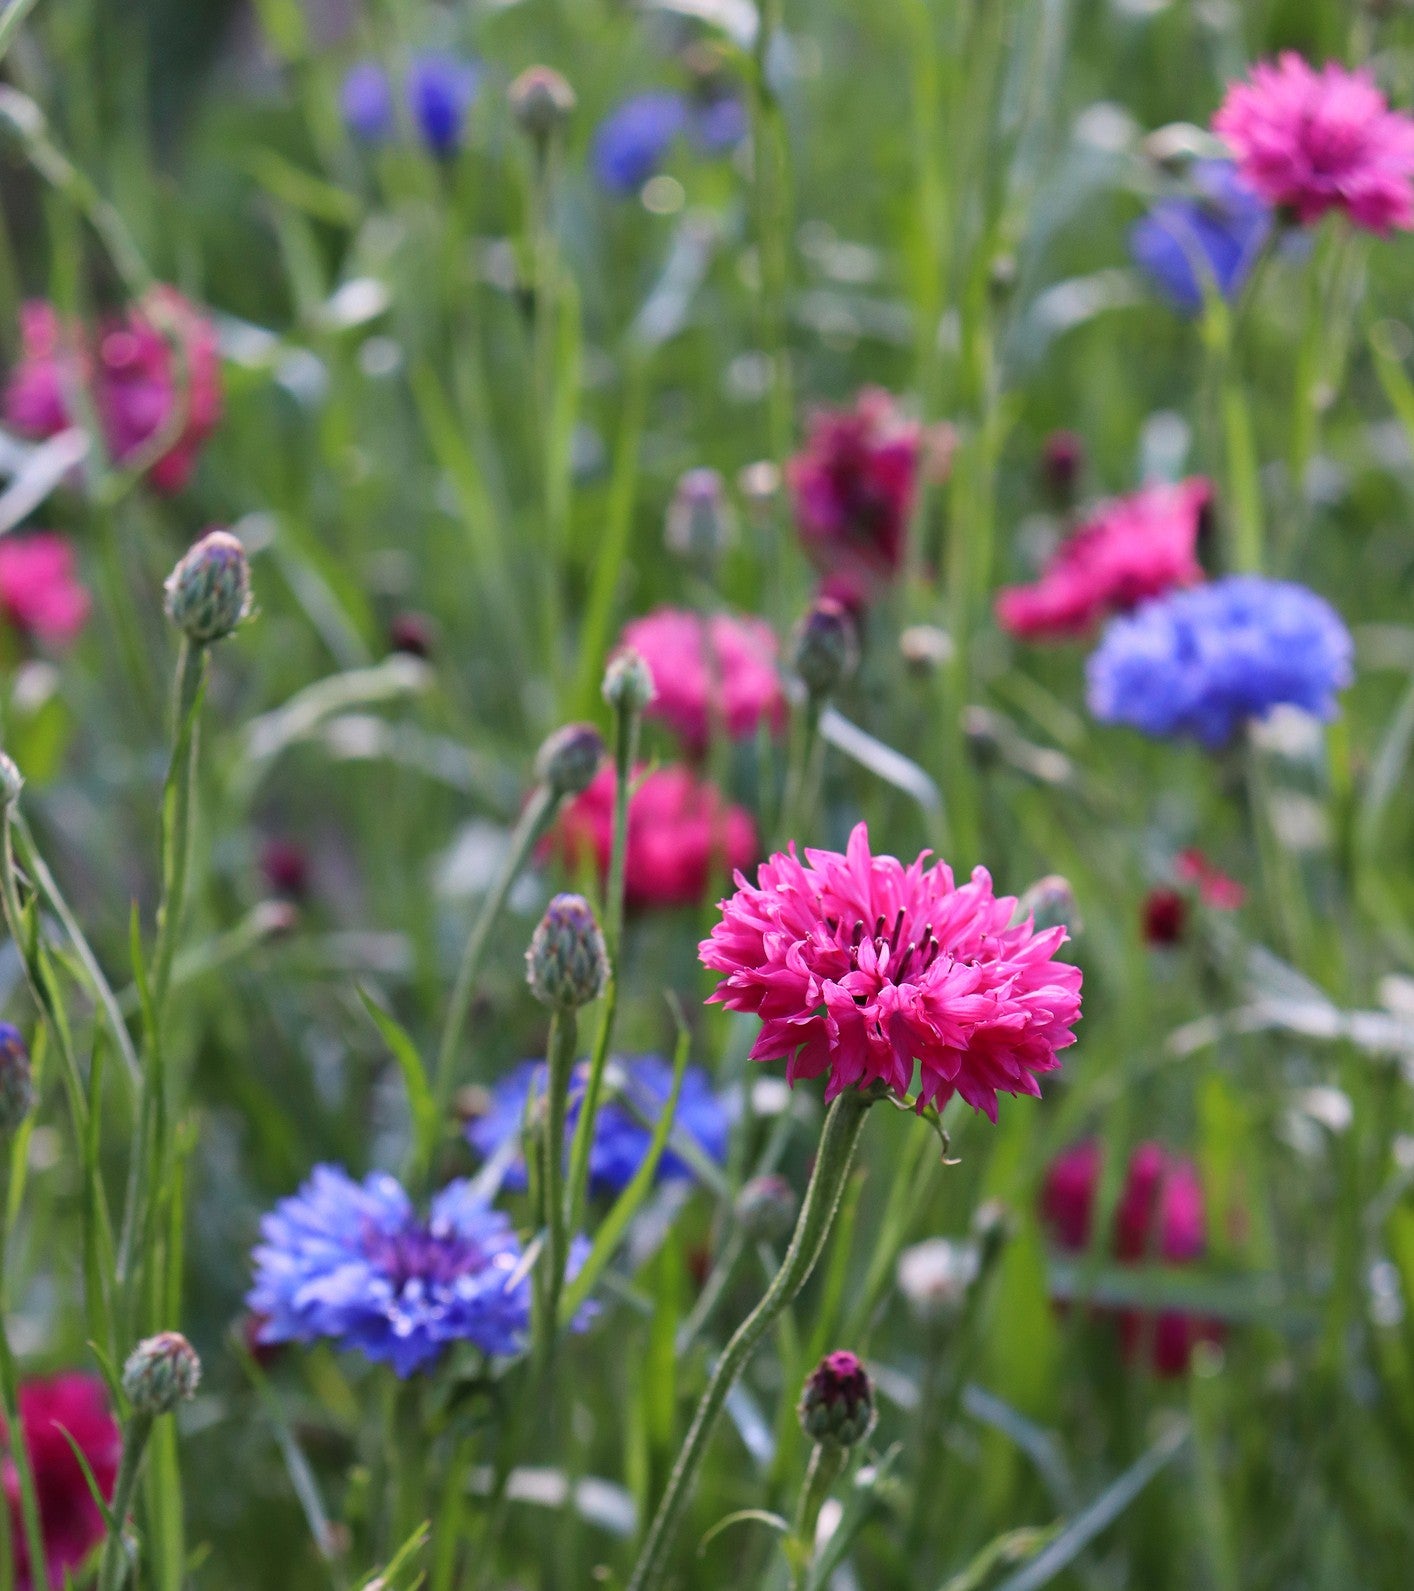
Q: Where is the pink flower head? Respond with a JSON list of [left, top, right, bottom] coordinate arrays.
[[1041, 1140, 1222, 1377], [1174, 848, 1246, 910], [616, 608, 785, 755], [550, 763, 759, 910], [0, 535, 90, 646], [787, 388, 920, 596], [996, 478, 1211, 641], [5, 288, 222, 494], [1213, 53, 1414, 234], [3, 1373, 121, 1589], [699, 823, 1082, 1119]]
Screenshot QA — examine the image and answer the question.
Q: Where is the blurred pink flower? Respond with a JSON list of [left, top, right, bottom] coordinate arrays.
[[996, 478, 1210, 641], [550, 763, 758, 910], [1214, 53, 1414, 234], [617, 607, 785, 754], [1175, 848, 1246, 910], [787, 388, 920, 595], [5, 288, 222, 493], [1041, 1140, 1223, 1377], [0, 534, 90, 645], [3, 1373, 120, 1590], [699, 822, 1082, 1117]]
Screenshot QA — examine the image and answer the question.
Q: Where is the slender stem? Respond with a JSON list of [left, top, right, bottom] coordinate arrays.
[[751, 0, 794, 467], [433, 783, 557, 1115], [675, 1230, 744, 1354], [533, 1006, 578, 1374], [625, 1090, 874, 1591], [151, 639, 207, 1021], [0, 1156, 50, 1591], [779, 695, 822, 846], [97, 1413, 153, 1591], [787, 1441, 847, 1589]]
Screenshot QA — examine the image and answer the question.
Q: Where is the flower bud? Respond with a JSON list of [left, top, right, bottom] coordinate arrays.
[[0, 753, 22, 809], [899, 625, 953, 677], [1040, 430, 1085, 508], [790, 598, 858, 699], [602, 649, 656, 716], [1015, 875, 1081, 936], [509, 66, 576, 144], [665, 468, 734, 567], [798, 1350, 875, 1448], [0, 1025, 34, 1135], [534, 723, 606, 798], [164, 530, 251, 645], [122, 1331, 201, 1416], [971, 1197, 1016, 1273], [526, 893, 609, 1009], [896, 1237, 978, 1326], [734, 1174, 796, 1243], [737, 460, 781, 520]]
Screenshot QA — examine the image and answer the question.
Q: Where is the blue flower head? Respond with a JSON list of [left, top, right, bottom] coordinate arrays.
[[1130, 161, 1271, 315], [1086, 575, 1353, 747], [342, 62, 396, 143], [592, 93, 689, 194], [468, 1055, 731, 1195], [406, 53, 479, 158], [690, 95, 748, 155], [248, 1167, 585, 1376]]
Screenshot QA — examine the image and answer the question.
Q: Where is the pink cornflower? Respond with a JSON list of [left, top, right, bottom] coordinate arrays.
[[5, 288, 222, 493], [0, 535, 90, 646], [996, 478, 1210, 641], [1175, 848, 1246, 910], [1213, 53, 1414, 234], [550, 763, 758, 910], [617, 608, 785, 755], [3, 1373, 121, 1589], [1041, 1140, 1222, 1377], [787, 388, 920, 595], [699, 823, 1082, 1118]]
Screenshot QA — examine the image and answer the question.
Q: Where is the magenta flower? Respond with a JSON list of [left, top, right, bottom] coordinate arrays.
[[617, 608, 785, 755], [996, 478, 1210, 642], [5, 288, 222, 494], [0, 535, 90, 646], [699, 823, 1082, 1118], [787, 388, 920, 596], [1213, 53, 1414, 234]]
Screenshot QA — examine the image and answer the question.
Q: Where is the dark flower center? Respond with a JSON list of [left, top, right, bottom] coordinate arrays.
[[362, 1220, 487, 1290]]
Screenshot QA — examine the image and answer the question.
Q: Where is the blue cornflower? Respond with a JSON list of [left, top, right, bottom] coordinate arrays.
[[406, 53, 479, 158], [689, 95, 748, 155], [468, 1055, 731, 1195], [592, 93, 689, 194], [250, 1167, 558, 1375], [1086, 575, 1353, 747], [1130, 160, 1271, 316], [342, 62, 396, 144]]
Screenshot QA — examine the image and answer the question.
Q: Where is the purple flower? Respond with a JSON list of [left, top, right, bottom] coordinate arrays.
[[467, 1055, 731, 1194], [1130, 161, 1271, 315], [593, 93, 689, 194], [406, 53, 479, 158], [249, 1167, 582, 1375], [690, 96, 747, 154], [1086, 575, 1354, 747], [342, 62, 396, 143]]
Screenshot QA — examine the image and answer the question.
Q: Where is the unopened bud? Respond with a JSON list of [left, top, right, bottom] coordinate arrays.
[[603, 649, 656, 716], [734, 1174, 796, 1243], [665, 468, 734, 567], [798, 1350, 875, 1448], [0, 1025, 33, 1135], [509, 66, 576, 143], [0, 754, 22, 809], [535, 723, 606, 798], [899, 625, 953, 676], [164, 530, 252, 645], [737, 460, 781, 519], [1016, 875, 1081, 936], [896, 1237, 979, 1325], [1040, 430, 1085, 508], [526, 893, 609, 1009], [790, 598, 858, 699], [122, 1331, 201, 1416]]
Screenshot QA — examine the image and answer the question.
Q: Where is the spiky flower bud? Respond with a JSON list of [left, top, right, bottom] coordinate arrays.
[[526, 893, 609, 1009], [734, 1174, 796, 1243], [798, 1350, 875, 1448], [665, 468, 734, 567], [0, 753, 22, 809], [603, 649, 656, 716], [790, 598, 858, 700], [0, 1025, 34, 1135], [122, 1331, 201, 1416], [534, 723, 606, 798], [1016, 875, 1081, 936], [509, 66, 576, 143], [164, 530, 251, 645]]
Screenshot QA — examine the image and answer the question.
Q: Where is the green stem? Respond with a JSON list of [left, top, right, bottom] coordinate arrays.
[[97, 1413, 153, 1591], [433, 782, 557, 1116], [751, 0, 794, 467], [151, 638, 207, 1021], [778, 695, 822, 846], [0, 1156, 49, 1591], [532, 1006, 578, 1373], [787, 1441, 847, 1588], [625, 1090, 874, 1591]]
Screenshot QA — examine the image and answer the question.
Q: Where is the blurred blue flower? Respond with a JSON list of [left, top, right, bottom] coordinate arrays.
[[1086, 575, 1353, 747], [342, 62, 396, 143], [1130, 161, 1271, 316], [249, 1166, 582, 1375], [468, 1055, 731, 1194], [593, 93, 689, 194], [690, 95, 748, 154], [407, 54, 479, 157]]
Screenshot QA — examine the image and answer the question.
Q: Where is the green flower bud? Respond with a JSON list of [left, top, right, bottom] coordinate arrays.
[[509, 66, 576, 143], [1015, 875, 1081, 936], [798, 1350, 875, 1448], [122, 1331, 201, 1416], [790, 598, 858, 700], [603, 648, 656, 716], [0, 753, 22, 809], [734, 1174, 796, 1243], [526, 893, 609, 1009], [665, 468, 734, 567], [535, 723, 606, 799], [164, 530, 251, 645]]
